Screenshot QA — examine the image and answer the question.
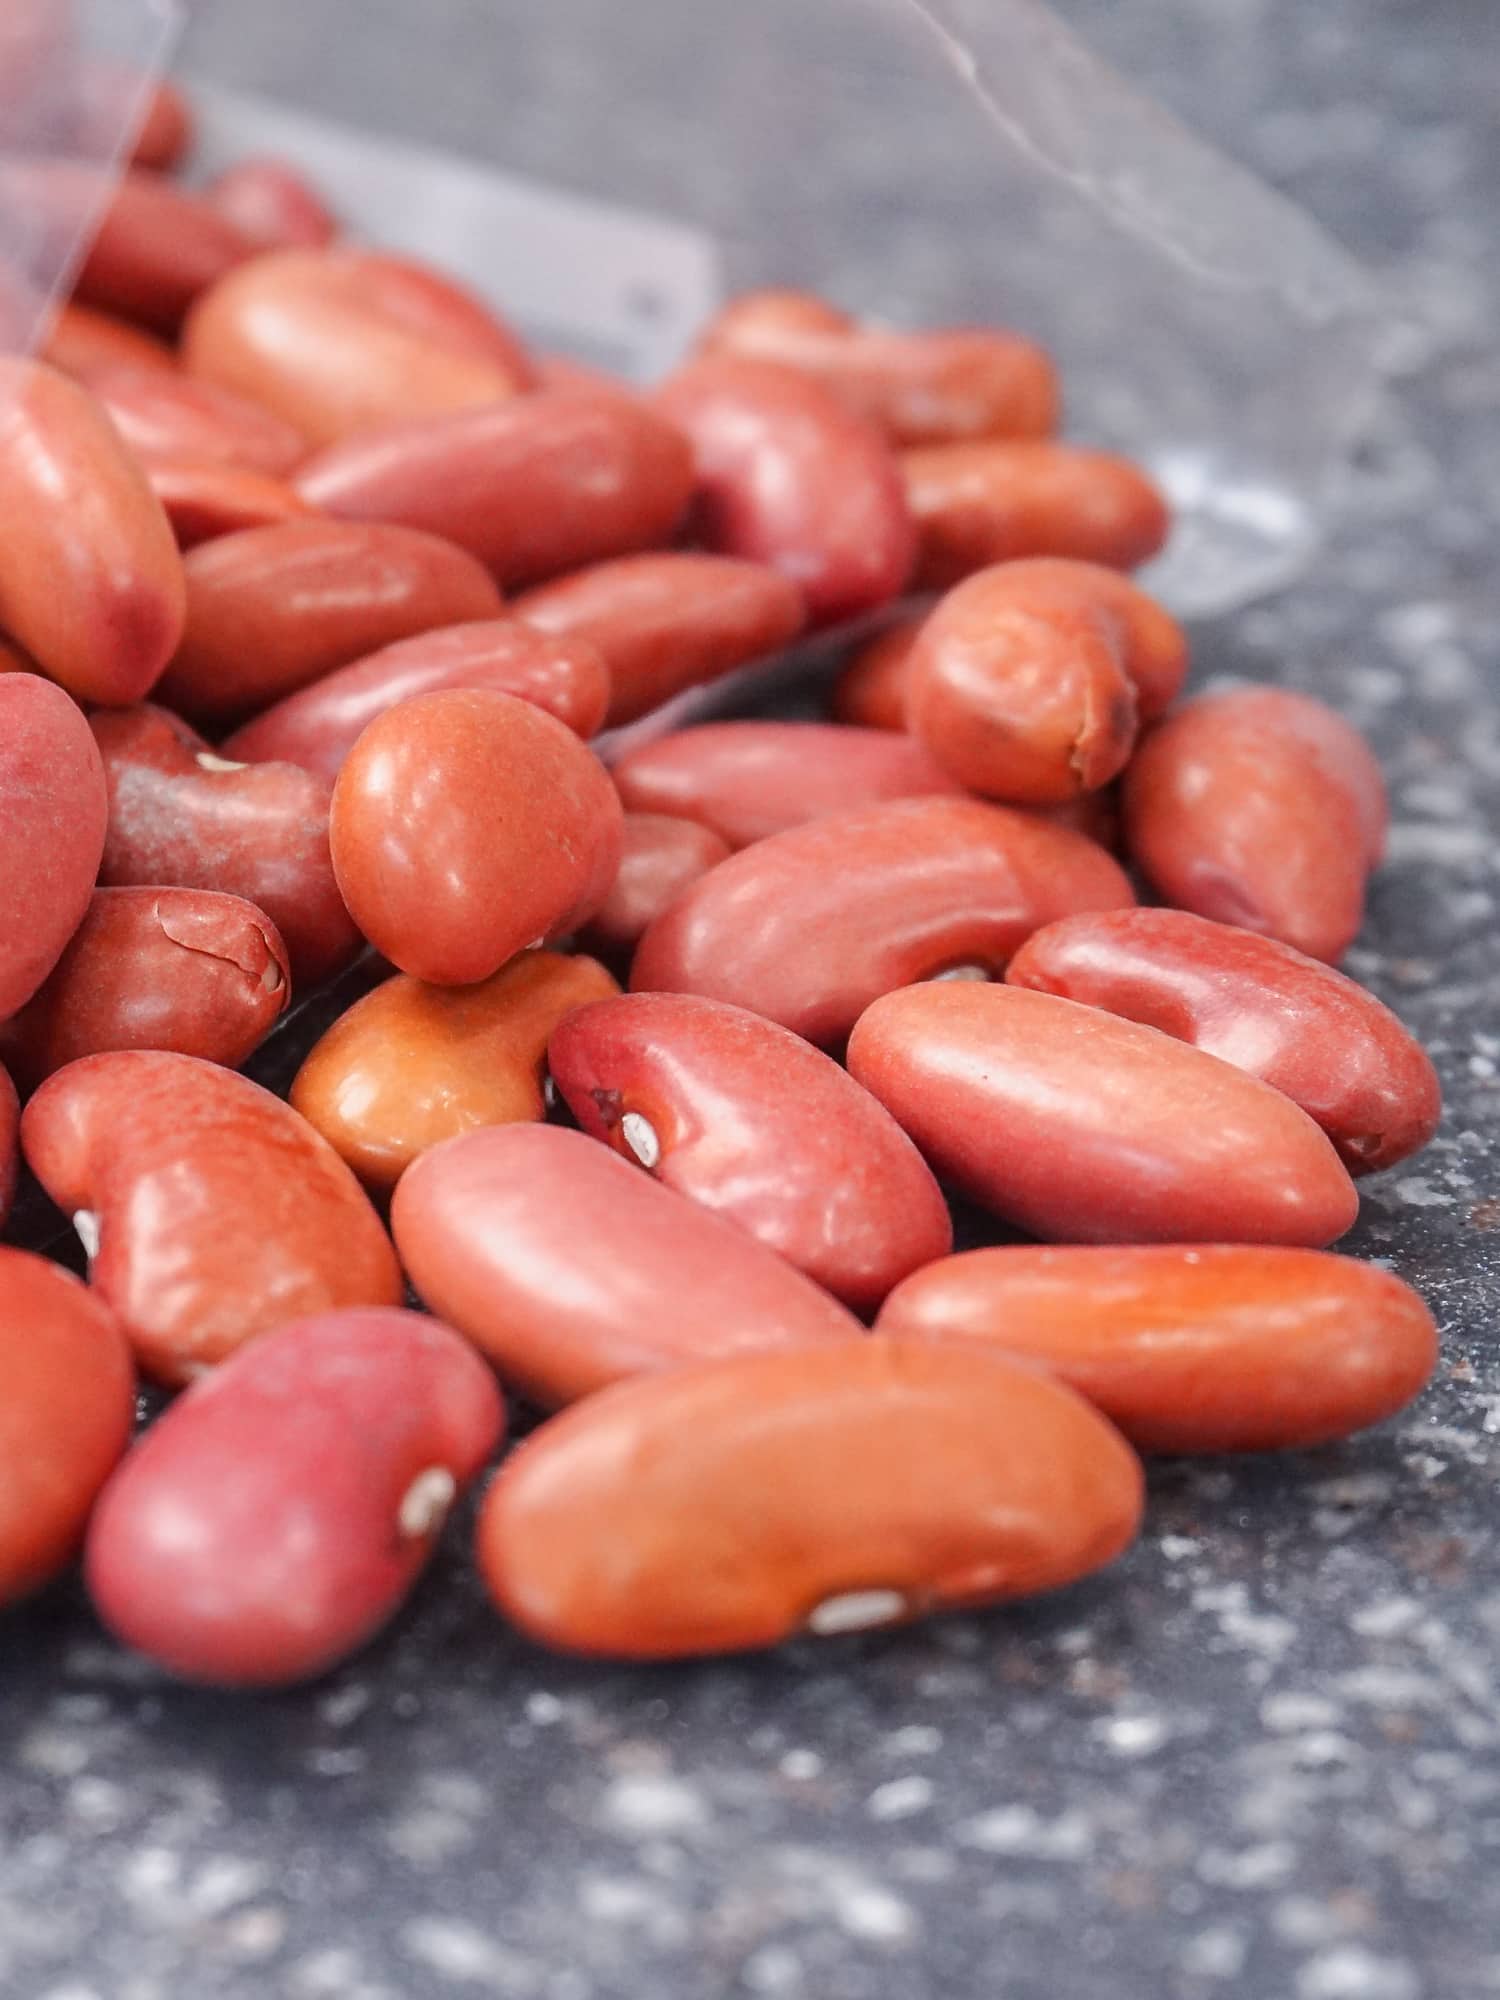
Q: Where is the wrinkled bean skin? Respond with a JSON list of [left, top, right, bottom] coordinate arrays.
[[1123, 687, 1383, 963], [392, 1124, 863, 1408], [156, 520, 503, 727], [22, 1052, 404, 1384], [330, 689, 623, 984], [183, 248, 534, 445], [579, 813, 732, 962], [848, 983, 1360, 1246], [85, 1309, 502, 1685], [291, 948, 619, 1190], [519, 551, 806, 728], [148, 462, 316, 549], [631, 795, 1135, 1046], [0, 887, 290, 1095], [0, 1064, 16, 1225], [207, 157, 338, 250], [656, 357, 915, 625], [91, 704, 360, 988], [1006, 907, 1440, 1174], [296, 392, 694, 588], [0, 675, 109, 1020], [0, 359, 186, 703], [478, 1338, 1143, 1660], [550, 992, 953, 1310], [877, 1246, 1438, 1455], [222, 621, 610, 778], [42, 302, 178, 383], [88, 363, 308, 476], [903, 440, 1170, 590], [75, 170, 255, 332], [128, 79, 194, 171], [0, 1250, 135, 1607], [830, 615, 923, 730]]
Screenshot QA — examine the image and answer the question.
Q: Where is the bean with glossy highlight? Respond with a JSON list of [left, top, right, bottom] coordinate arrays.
[[207, 156, 338, 249], [88, 363, 308, 475]]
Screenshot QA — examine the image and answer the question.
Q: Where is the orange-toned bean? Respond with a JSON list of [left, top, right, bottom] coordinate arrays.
[[22, 1051, 403, 1384], [478, 1338, 1143, 1659], [847, 982, 1359, 1245], [519, 551, 806, 728], [148, 462, 317, 549], [206, 156, 338, 250], [578, 812, 732, 962], [830, 615, 923, 730], [904, 440, 1170, 590], [631, 795, 1134, 1046], [88, 363, 308, 475], [391, 1124, 862, 1407], [291, 948, 619, 1190], [127, 78, 194, 172], [74, 169, 255, 332], [41, 301, 178, 383], [155, 519, 504, 726], [877, 1246, 1438, 1454], [296, 391, 694, 588]]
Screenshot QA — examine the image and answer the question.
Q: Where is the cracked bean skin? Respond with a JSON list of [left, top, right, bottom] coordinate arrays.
[[91, 703, 360, 989], [291, 948, 619, 1191], [630, 794, 1134, 1046], [330, 689, 623, 985], [392, 1123, 862, 1408], [847, 982, 1360, 1246], [87, 362, 308, 476], [74, 169, 255, 333], [41, 303, 178, 384], [147, 462, 316, 549], [477, 1338, 1143, 1660], [22, 1051, 403, 1385], [876, 1245, 1438, 1455], [830, 615, 924, 730], [86, 1308, 502, 1686], [0, 359, 186, 703], [0, 1249, 135, 1607], [578, 813, 732, 963], [1006, 908, 1440, 1175], [0, 887, 290, 1095], [207, 157, 339, 250], [549, 991, 952, 1311]]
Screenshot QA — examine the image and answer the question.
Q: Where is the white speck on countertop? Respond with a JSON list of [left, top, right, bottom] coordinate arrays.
[[1296, 1945, 1421, 1999], [1093, 1713, 1170, 1757], [866, 1776, 934, 1821], [602, 1774, 707, 1837], [400, 1915, 537, 1991], [957, 1804, 1094, 1860]]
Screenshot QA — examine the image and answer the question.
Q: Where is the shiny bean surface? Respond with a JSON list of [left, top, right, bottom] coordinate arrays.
[[89, 362, 309, 475], [207, 156, 339, 249], [579, 813, 732, 961], [75, 169, 255, 332], [148, 461, 316, 548]]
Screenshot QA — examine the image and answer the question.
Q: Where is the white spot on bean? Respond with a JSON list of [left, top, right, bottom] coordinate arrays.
[[195, 751, 249, 773], [619, 1111, 661, 1170], [396, 1467, 456, 1540], [926, 963, 989, 982], [806, 1589, 907, 1636], [72, 1210, 99, 1261]]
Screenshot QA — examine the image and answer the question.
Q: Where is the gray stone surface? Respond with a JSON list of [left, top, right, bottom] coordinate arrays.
[[4, 2, 1499, 1995]]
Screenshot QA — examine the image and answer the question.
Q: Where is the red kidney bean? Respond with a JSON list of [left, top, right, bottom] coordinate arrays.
[[878, 1245, 1438, 1454], [0, 359, 186, 703], [87, 363, 309, 475], [477, 1337, 1143, 1659], [1006, 907, 1440, 1173], [550, 992, 952, 1310], [74, 169, 256, 333], [182, 247, 534, 445], [296, 391, 694, 588], [392, 1123, 862, 1407], [1232, 685, 1389, 867], [330, 688, 623, 984], [655, 356, 915, 624], [41, 301, 179, 383], [518, 551, 807, 728], [903, 440, 1171, 589], [85, 1308, 502, 1685], [154, 519, 504, 727], [221, 620, 610, 777], [848, 982, 1360, 1245], [1123, 687, 1383, 963], [0, 887, 290, 1095], [128, 78, 194, 172], [291, 948, 619, 1190], [533, 352, 633, 397], [578, 812, 732, 962], [91, 703, 360, 988], [830, 615, 923, 730], [22, 1051, 404, 1383], [148, 461, 317, 549], [0, 1249, 135, 1606], [206, 156, 338, 250], [0, 1063, 17, 1226], [631, 795, 1134, 1046]]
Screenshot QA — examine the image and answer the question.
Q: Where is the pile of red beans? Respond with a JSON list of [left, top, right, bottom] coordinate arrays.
[[0, 79, 1443, 1684]]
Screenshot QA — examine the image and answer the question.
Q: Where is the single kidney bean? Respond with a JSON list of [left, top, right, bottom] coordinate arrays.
[[74, 169, 256, 333], [877, 1245, 1438, 1454], [830, 615, 923, 730], [85, 1308, 502, 1685], [1006, 907, 1440, 1173], [631, 795, 1134, 1046], [0, 887, 289, 1095], [1122, 687, 1382, 963], [128, 78, 194, 171], [1223, 685, 1389, 867], [0, 674, 109, 1019], [330, 689, 623, 984], [0, 1064, 17, 1226], [87, 363, 309, 476], [206, 156, 339, 250], [91, 703, 361, 988], [655, 356, 915, 625], [847, 982, 1359, 1245], [550, 992, 952, 1311], [41, 301, 178, 383], [392, 1123, 862, 1407], [0, 1249, 134, 1607], [478, 1337, 1143, 1659], [291, 948, 619, 1190], [155, 519, 503, 727], [222, 620, 610, 778], [0, 359, 186, 703], [148, 461, 317, 549], [182, 247, 534, 445], [579, 813, 732, 962], [296, 391, 694, 588], [22, 1051, 404, 1383], [518, 551, 806, 728], [903, 440, 1170, 589]]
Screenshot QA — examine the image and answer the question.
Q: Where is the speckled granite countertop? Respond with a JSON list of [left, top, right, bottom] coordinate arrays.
[[4, 3, 1498, 1995]]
